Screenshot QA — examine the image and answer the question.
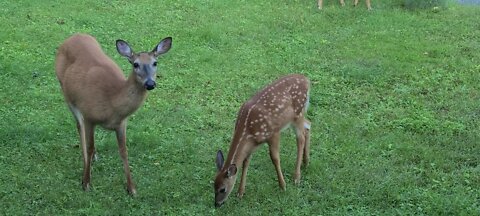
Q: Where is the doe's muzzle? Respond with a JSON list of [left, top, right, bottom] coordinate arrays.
[[144, 79, 156, 90]]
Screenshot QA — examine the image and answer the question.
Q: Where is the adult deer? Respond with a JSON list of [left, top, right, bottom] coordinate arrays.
[[214, 74, 311, 207], [318, 0, 372, 10], [354, 0, 371, 10], [55, 33, 172, 195], [318, 0, 345, 9]]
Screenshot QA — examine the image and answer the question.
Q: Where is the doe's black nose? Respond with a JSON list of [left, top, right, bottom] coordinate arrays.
[[145, 80, 156, 90]]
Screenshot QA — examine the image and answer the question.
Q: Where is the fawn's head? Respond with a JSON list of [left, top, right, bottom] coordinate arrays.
[[214, 150, 237, 207], [116, 37, 172, 90]]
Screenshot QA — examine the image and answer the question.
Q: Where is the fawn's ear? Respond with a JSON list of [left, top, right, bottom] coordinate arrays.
[[152, 37, 172, 57], [226, 164, 237, 178], [216, 150, 224, 171], [116, 39, 133, 59]]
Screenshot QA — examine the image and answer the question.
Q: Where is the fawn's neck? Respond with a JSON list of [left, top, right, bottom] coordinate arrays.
[[225, 128, 254, 168], [224, 100, 257, 168]]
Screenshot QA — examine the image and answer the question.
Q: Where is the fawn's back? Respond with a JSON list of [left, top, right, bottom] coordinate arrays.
[[235, 74, 310, 143]]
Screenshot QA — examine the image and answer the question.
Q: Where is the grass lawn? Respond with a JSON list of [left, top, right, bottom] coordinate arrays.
[[0, 0, 479, 215]]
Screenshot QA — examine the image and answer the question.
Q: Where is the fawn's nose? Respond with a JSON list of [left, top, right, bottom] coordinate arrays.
[[145, 80, 156, 90]]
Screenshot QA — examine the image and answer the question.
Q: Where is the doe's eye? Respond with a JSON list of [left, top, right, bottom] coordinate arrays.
[[153, 61, 158, 67], [133, 63, 140, 68], [219, 188, 226, 193]]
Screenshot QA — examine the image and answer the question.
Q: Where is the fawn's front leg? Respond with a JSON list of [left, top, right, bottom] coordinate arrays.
[[237, 155, 252, 198]]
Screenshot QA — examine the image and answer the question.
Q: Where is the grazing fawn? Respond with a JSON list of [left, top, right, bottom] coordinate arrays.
[[318, 0, 372, 10], [55, 33, 172, 195], [214, 74, 311, 207]]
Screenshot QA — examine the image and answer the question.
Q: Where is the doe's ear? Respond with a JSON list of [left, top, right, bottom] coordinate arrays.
[[152, 37, 172, 57], [215, 150, 224, 171], [116, 39, 133, 58], [226, 164, 237, 178]]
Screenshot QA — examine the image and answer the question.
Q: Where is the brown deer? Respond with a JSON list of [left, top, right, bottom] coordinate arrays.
[[214, 74, 311, 207], [55, 33, 172, 195], [318, 0, 371, 10]]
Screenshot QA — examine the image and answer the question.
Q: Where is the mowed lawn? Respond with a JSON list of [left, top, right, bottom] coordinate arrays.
[[0, 0, 479, 215]]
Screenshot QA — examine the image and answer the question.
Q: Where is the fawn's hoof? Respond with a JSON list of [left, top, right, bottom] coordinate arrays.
[[294, 175, 302, 185], [294, 179, 301, 185]]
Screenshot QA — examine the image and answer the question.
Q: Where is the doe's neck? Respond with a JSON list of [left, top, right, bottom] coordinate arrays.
[[113, 72, 148, 118]]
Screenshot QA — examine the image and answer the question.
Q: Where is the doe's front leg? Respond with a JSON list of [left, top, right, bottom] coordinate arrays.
[[317, 0, 323, 9], [115, 122, 136, 196]]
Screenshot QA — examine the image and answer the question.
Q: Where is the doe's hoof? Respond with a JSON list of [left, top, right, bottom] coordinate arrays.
[[82, 182, 91, 192]]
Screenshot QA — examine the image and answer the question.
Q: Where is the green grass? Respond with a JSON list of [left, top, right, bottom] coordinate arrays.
[[1, 0, 479, 215]]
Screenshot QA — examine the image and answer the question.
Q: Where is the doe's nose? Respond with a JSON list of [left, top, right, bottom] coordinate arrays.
[[145, 80, 156, 90]]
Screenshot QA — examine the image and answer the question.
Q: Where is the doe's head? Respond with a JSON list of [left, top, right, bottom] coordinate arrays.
[[116, 37, 172, 90], [214, 150, 237, 208]]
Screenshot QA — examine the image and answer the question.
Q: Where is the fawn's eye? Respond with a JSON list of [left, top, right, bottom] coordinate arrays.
[[133, 62, 139, 68], [153, 61, 157, 67], [219, 188, 226, 193]]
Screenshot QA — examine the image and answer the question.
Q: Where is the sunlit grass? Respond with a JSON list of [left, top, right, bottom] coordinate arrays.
[[0, 0, 479, 214]]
